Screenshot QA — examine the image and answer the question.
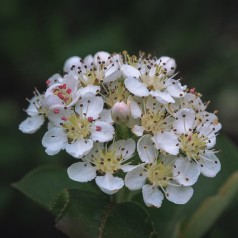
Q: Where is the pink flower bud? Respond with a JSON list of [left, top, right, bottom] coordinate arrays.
[[111, 101, 130, 123]]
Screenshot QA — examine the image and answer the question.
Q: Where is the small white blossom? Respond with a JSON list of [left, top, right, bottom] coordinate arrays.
[[19, 92, 47, 134], [42, 93, 114, 158], [125, 135, 193, 207], [67, 139, 136, 194]]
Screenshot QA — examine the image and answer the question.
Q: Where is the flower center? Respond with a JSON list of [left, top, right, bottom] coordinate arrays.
[[146, 162, 172, 187], [141, 110, 169, 133], [93, 150, 122, 174], [179, 132, 207, 160], [140, 65, 167, 91], [53, 84, 72, 105], [105, 81, 129, 107], [62, 114, 91, 142]]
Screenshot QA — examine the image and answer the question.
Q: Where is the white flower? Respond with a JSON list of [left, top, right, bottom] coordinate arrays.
[[173, 108, 221, 177], [44, 73, 80, 108], [131, 97, 173, 136], [19, 92, 47, 134], [121, 55, 186, 103], [67, 139, 136, 194], [75, 51, 121, 86], [125, 135, 193, 207], [42, 93, 114, 158]]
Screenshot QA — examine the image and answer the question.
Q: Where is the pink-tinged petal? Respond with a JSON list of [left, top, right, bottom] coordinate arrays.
[[152, 131, 179, 155], [150, 90, 175, 104], [142, 184, 164, 208], [125, 164, 147, 190], [138, 135, 158, 163], [42, 128, 67, 155], [95, 173, 124, 195], [173, 108, 196, 134], [66, 139, 93, 158], [63, 56, 81, 72], [19, 115, 44, 134], [173, 158, 200, 186], [198, 151, 221, 177], [165, 185, 193, 204], [90, 121, 114, 142], [125, 78, 150, 97], [67, 162, 96, 182], [121, 64, 140, 78]]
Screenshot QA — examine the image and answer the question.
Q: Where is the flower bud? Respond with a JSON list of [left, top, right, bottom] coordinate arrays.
[[111, 101, 130, 123]]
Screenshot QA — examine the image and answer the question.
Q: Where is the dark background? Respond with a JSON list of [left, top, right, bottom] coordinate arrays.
[[1, 0, 238, 237]]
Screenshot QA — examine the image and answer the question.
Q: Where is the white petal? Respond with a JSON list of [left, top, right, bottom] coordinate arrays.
[[93, 51, 110, 66], [157, 56, 176, 76], [104, 64, 121, 82], [121, 64, 140, 78], [42, 128, 67, 155], [152, 131, 179, 155], [137, 135, 158, 163], [78, 85, 101, 95], [121, 164, 137, 172], [95, 173, 124, 195], [83, 54, 93, 65], [142, 184, 164, 208], [132, 125, 144, 136], [173, 158, 200, 186], [199, 151, 221, 177], [125, 164, 147, 190], [19, 115, 44, 134], [90, 121, 114, 142], [128, 95, 142, 119], [67, 162, 96, 182], [63, 56, 81, 72], [173, 108, 195, 134], [166, 79, 186, 98], [46, 73, 63, 87], [165, 185, 193, 204], [150, 90, 175, 104], [75, 93, 104, 119], [99, 109, 114, 123], [125, 77, 150, 97], [66, 139, 93, 158], [109, 138, 136, 160]]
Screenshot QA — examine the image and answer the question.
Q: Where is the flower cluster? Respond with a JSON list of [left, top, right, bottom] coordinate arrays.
[[19, 51, 221, 208]]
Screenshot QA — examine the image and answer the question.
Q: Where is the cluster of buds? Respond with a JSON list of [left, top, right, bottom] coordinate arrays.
[[19, 51, 221, 208]]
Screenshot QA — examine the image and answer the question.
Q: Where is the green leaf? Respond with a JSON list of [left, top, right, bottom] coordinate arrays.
[[180, 171, 238, 238], [55, 189, 157, 238], [13, 166, 100, 209]]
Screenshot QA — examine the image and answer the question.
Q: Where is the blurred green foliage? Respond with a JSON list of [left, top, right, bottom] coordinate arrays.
[[1, 0, 238, 237]]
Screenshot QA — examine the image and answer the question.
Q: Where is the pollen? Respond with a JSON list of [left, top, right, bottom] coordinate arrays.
[[93, 149, 122, 174], [62, 113, 91, 141], [105, 81, 130, 107], [53, 84, 73, 105], [146, 161, 172, 187], [141, 110, 169, 133], [179, 132, 207, 160]]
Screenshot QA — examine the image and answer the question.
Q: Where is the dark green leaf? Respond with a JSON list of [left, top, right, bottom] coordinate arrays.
[[55, 190, 157, 238], [13, 166, 100, 209]]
